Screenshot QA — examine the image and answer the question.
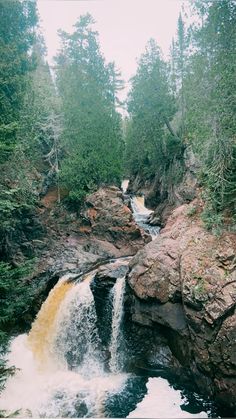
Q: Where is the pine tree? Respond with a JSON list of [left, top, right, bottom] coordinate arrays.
[[175, 13, 187, 137], [0, 0, 37, 162], [184, 0, 236, 214], [125, 39, 181, 182], [18, 41, 62, 201], [55, 14, 123, 205]]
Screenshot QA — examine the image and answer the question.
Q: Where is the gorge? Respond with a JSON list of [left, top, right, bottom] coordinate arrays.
[[0, 1, 235, 417], [0, 183, 235, 417]]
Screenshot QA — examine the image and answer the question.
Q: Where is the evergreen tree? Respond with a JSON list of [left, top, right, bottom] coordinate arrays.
[[184, 0, 236, 214], [18, 40, 62, 201], [125, 39, 182, 190], [0, 0, 38, 162], [55, 14, 123, 205], [172, 13, 188, 137]]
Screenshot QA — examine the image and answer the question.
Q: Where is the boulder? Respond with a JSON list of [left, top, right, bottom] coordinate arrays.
[[81, 186, 151, 255]]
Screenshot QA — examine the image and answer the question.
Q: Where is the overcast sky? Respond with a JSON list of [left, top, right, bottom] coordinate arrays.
[[37, 0, 184, 83]]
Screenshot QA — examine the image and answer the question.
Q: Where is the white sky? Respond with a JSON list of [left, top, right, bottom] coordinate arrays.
[[37, 0, 184, 101]]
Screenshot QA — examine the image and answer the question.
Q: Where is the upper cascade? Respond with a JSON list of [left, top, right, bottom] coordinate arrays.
[[130, 196, 160, 239]]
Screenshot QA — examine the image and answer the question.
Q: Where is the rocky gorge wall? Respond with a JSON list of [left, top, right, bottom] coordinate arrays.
[[126, 199, 236, 414]]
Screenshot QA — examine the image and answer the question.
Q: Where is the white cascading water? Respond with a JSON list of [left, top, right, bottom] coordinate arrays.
[[122, 179, 159, 239], [0, 272, 127, 417], [52, 273, 104, 378], [109, 276, 126, 373], [121, 179, 129, 194], [131, 196, 160, 238]]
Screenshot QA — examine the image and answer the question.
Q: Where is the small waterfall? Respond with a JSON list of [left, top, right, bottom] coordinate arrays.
[[131, 196, 160, 238], [121, 179, 129, 193], [109, 276, 126, 373]]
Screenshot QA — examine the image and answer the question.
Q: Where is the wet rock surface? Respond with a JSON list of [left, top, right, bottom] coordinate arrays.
[[82, 186, 150, 250], [20, 186, 149, 327], [127, 200, 236, 413]]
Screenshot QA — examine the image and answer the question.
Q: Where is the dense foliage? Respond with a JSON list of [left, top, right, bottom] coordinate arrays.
[[185, 0, 236, 217], [0, 0, 37, 162], [0, 261, 34, 347], [55, 14, 123, 205], [125, 39, 184, 201], [125, 0, 236, 226], [0, 0, 59, 261]]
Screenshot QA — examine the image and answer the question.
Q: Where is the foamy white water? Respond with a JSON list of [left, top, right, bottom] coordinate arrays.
[[121, 179, 129, 193], [52, 274, 104, 377], [127, 377, 208, 418], [0, 334, 127, 417], [0, 273, 128, 417], [131, 196, 153, 216], [131, 196, 160, 238], [109, 276, 126, 373]]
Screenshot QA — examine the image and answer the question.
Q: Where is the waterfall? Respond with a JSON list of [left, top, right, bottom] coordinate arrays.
[[109, 276, 126, 373], [131, 196, 160, 238], [0, 271, 127, 417], [52, 272, 104, 377], [121, 179, 159, 238], [27, 274, 74, 370], [0, 263, 208, 417], [121, 179, 129, 193]]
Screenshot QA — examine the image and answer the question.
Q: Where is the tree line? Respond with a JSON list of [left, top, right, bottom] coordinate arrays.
[[125, 0, 236, 230]]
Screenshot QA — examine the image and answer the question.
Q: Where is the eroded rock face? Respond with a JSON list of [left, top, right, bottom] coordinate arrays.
[[37, 186, 149, 277], [81, 186, 151, 254], [127, 201, 236, 413]]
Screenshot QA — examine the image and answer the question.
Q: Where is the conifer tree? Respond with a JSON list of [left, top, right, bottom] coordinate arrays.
[[55, 14, 123, 205], [0, 0, 37, 162], [184, 0, 236, 214], [125, 39, 181, 184]]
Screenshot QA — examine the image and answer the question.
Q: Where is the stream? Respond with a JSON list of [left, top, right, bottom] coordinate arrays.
[[0, 182, 216, 418]]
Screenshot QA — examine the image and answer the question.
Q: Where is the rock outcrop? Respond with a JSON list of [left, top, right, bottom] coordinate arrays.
[[127, 200, 236, 413], [80, 186, 151, 256], [19, 186, 150, 329]]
